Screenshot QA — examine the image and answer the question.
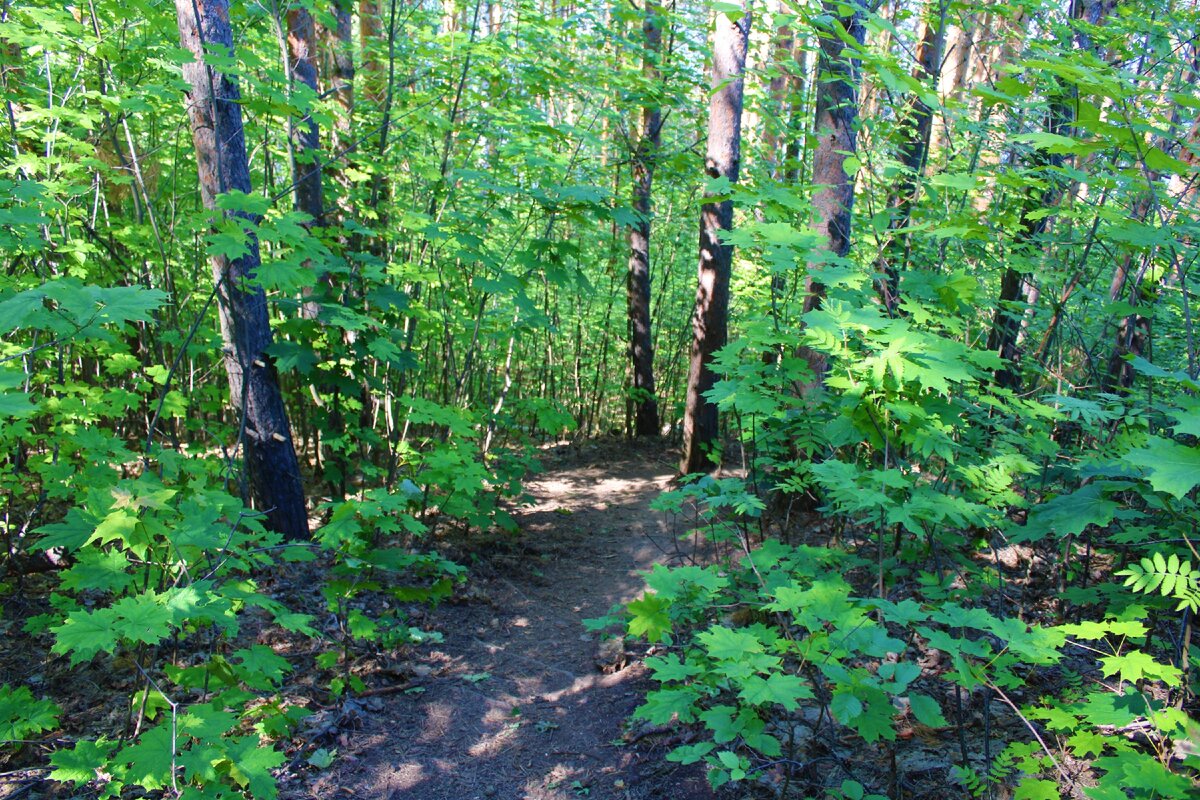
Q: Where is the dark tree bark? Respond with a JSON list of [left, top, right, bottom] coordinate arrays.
[[805, 0, 867, 315], [986, 0, 1116, 390], [626, 0, 664, 438], [287, 5, 324, 227], [680, 3, 750, 475], [175, 0, 309, 539], [879, 1, 946, 314]]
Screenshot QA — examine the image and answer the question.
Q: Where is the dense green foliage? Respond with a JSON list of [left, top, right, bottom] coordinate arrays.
[[2, 0, 1200, 796]]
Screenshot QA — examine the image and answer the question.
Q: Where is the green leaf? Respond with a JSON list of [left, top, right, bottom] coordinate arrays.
[[219, 736, 284, 800], [109, 594, 174, 646], [645, 654, 704, 683], [231, 646, 292, 689], [830, 690, 863, 723], [698, 705, 743, 743], [115, 724, 175, 791], [1124, 437, 1200, 498], [58, 548, 135, 594], [215, 190, 272, 216], [627, 593, 672, 643], [697, 625, 763, 661], [634, 687, 702, 724], [52, 607, 121, 665], [1016, 484, 1118, 542], [0, 684, 59, 741], [737, 673, 812, 710], [907, 693, 947, 728], [49, 738, 116, 785], [666, 741, 715, 764], [1014, 779, 1061, 800], [1099, 650, 1183, 686]]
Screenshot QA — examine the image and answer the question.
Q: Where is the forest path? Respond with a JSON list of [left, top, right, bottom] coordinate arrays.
[[290, 443, 715, 800]]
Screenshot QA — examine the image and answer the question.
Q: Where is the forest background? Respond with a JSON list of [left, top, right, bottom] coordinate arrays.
[[2, 0, 1200, 796]]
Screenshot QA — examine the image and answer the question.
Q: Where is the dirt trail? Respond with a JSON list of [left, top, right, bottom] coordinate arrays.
[[289, 445, 716, 800]]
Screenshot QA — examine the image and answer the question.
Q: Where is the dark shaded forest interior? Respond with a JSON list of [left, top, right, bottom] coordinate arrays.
[[2, 0, 1200, 797]]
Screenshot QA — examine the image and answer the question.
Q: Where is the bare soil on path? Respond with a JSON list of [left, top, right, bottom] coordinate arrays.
[[284, 444, 718, 800]]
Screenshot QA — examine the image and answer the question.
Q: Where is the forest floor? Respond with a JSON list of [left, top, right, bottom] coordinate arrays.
[[280, 442, 720, 800]]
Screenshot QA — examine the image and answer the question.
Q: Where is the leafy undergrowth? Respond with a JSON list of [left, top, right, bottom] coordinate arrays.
[[610, 318, 1200, 799], [0, 445, 533, 799]]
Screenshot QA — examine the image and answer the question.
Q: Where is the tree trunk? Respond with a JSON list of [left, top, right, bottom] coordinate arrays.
[[360, 0, 384, 105], [1102, 114, 1199, 391], [805, 0, 866, 314], [986, 0, 1114, 389], [324, 0, 355, 218], [627, 0, 664, 438], [761, 0, 796, 181], [879, 2, 945, 314], [680, 3, 750, 475], [287, 6, 324, 227], [174, 0, 309, 539]]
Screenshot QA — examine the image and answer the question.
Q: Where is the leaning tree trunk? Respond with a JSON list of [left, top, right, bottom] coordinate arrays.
[[626, 0, 665, 438], [175, 0, 308, 539], [679, 2, 751, 475]]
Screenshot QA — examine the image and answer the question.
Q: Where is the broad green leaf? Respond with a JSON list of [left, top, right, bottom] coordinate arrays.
[[0, 684, 59, 741], [115, 725, 175, 791], [52, 607, 121, 665], [697, 625, 763, 661], [49, 738, 116, 784], [1099, 650, 1183, 686], [627, 593, 672, 642], [1016, 484, 1118, 542], [737, 673, 812, 710], [219, 736, 285, 800], [1124, 437, 1200, 498], [908, 693, 947, 728]]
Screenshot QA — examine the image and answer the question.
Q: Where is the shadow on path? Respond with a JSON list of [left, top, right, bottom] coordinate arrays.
[[287, 445, 715, 800]]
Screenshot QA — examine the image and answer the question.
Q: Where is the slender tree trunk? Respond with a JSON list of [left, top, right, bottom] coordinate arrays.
[[1103, 113, 1199, 391], [879, 1, 946, 314], [805, 0, 866, 315], [760, 0, 800, 356], [324, 0, 355, 218], [287, 6, 324, 227], [761, 0, 795, 181], [627, 0, 664, 437], [986, 0, 1114, 389], [174, 0, 308, 538], [680, 3, 750, 475]]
